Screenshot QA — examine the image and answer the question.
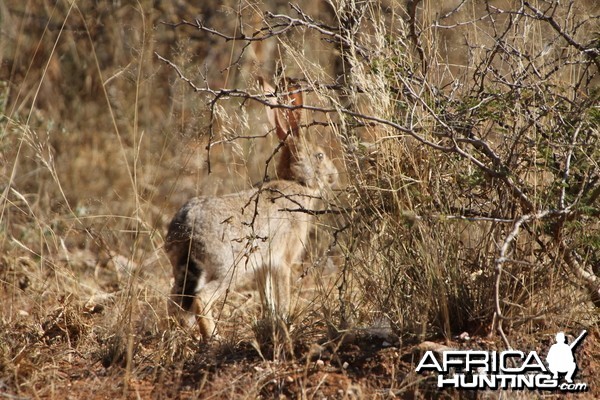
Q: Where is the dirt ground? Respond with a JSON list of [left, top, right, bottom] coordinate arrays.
[[3, 308, 599, 399]]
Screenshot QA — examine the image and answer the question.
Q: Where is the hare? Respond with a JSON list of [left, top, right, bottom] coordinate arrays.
[[165, 79, 338, 340]]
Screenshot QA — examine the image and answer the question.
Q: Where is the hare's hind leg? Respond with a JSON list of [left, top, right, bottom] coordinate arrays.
[[190, 297, 215, 341], [191, 280, 229, 341], [168, 288, 199, 338], [169, 277, 224, 341], [168, 267, 202, 336], [168, 255, 217, 341]]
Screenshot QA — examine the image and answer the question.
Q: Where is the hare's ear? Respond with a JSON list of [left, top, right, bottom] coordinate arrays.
[[258, 77, 303, 142], [279, 78, 303, 139], [258, 77, 278, 128], [279, 78, 304, 136]]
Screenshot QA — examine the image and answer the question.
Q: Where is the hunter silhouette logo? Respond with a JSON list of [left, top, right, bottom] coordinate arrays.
[[546, 330, 587, 384], [416, 330, 588, 392]]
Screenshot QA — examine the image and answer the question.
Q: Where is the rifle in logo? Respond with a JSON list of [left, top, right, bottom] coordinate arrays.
[[546, 330, 587, 383]]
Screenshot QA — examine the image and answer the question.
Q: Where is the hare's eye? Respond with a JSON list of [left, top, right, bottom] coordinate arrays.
[[315, 152, 324, 161]]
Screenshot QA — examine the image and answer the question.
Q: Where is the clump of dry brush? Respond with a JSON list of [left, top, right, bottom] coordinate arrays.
[[323, 1, 600, 345]]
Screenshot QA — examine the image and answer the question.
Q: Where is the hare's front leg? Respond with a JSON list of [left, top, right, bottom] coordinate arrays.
[[168, 274, 199, 332], [273, 265, 291, 318], [257, 264, 291, 319]]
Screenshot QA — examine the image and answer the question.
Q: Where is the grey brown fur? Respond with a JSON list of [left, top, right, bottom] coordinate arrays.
[[165, 79, 337, 340]]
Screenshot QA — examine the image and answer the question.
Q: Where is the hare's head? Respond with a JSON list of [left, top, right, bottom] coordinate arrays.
[[260, 78, 338, 189]]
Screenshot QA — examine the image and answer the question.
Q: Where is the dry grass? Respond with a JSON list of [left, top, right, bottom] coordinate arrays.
[[2, 0, 600, 398]]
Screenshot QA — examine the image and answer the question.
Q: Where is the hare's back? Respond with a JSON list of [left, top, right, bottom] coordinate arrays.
[[167, 183, 313, 258]]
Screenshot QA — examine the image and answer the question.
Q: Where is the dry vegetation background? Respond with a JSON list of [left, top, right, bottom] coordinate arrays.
[[1, 0, 600, 398]]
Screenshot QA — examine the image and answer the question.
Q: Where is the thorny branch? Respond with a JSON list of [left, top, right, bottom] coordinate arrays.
[[488, 2, 600, 70], [523, 1, 600, 69]]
